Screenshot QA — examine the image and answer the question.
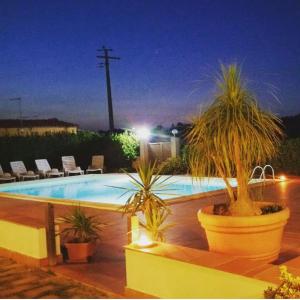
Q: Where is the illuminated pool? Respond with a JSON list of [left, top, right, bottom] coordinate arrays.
[[0, 174, 238, 206]]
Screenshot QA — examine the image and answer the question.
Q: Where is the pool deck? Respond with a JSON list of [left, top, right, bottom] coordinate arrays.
[[0, 177, 300, 297]]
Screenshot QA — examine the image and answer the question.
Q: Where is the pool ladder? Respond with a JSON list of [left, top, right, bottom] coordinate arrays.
[[250, 164, 275, 181]]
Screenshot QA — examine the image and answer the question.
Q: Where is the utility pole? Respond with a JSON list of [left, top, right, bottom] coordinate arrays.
[[97, 46, 120, 131]]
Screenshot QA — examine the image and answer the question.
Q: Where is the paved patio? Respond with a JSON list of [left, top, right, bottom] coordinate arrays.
[[0, 256, 112, 298], [0, 177, 299, 297]]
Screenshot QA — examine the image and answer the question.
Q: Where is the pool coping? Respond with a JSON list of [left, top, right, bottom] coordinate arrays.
[[0, 174, 278, 212]]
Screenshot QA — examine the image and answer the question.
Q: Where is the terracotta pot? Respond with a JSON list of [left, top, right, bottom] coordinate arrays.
[[65, 242, 96, 263], [198, 203, 290, 262]]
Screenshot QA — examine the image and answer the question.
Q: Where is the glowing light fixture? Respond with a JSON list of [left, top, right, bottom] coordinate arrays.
[[171, 128, 178, 137], [134, 233, 156, 248], [279, 175, 286, 181], [136, 127, 151, 140]]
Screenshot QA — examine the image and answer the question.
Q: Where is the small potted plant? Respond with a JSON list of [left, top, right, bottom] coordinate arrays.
[[115, 161, 173, 243], [58, 206, 104, 263], [187, 64, 289, 262]]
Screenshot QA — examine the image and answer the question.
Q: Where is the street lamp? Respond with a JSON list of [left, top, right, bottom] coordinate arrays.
[[136, 127, 151, 140], [135, 126, 151, 164]]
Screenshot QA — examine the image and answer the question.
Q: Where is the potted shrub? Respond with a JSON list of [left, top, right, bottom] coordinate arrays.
[[58, 206, 104, 262], [118, 161, 173, 243], [187, 64, 289, 262]]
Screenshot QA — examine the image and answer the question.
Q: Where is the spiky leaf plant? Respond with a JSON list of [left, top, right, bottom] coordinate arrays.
[[58, 206, 104, 243], [187, 64, 283, 216], [116, 161, 173, 241]]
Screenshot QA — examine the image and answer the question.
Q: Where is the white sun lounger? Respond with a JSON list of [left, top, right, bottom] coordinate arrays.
[[86, 155, 104, 174], [10, 161, 39, 181], [0, 164, 16, 183], [35, 159, 64, 178], [61, 156, 84, 176]]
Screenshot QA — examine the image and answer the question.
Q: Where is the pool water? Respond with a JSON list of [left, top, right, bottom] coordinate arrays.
[[0, 174, 237, 205]]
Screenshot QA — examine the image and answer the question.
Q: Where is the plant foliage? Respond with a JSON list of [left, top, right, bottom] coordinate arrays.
[[112, 130, 139, 160], [0, 130, 136, 172], [264, 265, 300, 299], [57, 206, 104, 243], [187, 64, 283, 216], [116, 162, 173, 241]]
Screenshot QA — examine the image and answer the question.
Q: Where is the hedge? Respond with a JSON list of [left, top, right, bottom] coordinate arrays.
[[0, 131, 139, 173]]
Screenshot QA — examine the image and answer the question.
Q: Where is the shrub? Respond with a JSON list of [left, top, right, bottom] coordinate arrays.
[[272, 138, 300, 175], [264, 265, 300, 298], [111, 130, 139, 160], [0, 130, 137, 172], [159, 156, 188, 175]]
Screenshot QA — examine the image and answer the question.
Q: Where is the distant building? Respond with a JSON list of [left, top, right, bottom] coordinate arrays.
[[0, 118, 77, 136]]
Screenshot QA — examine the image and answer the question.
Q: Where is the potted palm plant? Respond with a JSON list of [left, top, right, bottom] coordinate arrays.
[[187, 64, 289, 262], [119, 162, 173, 243], [58, 206, 104, 262]]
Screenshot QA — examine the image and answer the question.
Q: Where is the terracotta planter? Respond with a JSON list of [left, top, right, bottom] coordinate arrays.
[[65, 242, 96, 263], [198, 204, 290, 262]]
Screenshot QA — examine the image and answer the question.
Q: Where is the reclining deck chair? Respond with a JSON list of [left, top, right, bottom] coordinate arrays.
[[10, 161, 39, 181], [35, 159, 64, 178], [61, 156, 84, 176]]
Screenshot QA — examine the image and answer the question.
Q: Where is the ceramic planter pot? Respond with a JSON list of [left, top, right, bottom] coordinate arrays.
[[198, 203, 290, 262], [65, 242, 96, 263]]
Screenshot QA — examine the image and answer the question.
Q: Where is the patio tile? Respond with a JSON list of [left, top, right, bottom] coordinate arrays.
[[253, 265, 300, 284], [215, 258, 271, 275], [283, 255, 300, 269]]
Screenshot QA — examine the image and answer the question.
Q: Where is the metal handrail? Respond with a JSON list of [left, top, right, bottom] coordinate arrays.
[[250, 164, 275, 181], [250, 166, 265, 180], [262, 164, 275, 180]]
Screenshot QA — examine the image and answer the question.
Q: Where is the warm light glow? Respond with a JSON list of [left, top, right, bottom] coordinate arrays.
[[279, 175, 286, 181], [134, 233, 155, 248], [136, 127, 151, 140]]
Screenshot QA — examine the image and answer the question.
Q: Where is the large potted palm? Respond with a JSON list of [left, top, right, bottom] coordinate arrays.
[[187, 64, 289, 262]]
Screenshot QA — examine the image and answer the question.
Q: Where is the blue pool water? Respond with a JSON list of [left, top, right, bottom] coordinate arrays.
[[0, 174, 237, 205]]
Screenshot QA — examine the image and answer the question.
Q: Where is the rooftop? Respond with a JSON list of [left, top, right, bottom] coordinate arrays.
[[0, 118, 77, 128]]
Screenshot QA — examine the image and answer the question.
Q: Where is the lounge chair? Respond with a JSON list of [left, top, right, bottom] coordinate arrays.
[[61, 156, 84, 176], [35, 159, 64, 178], [0, 164, 16, 183], [10, 161, 39, 181], [86, 155, 104, 174]]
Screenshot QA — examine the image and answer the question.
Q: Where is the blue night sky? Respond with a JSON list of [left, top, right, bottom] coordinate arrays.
[[1, 0, 300, 130]]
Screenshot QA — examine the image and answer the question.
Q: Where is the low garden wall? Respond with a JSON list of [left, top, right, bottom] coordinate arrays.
[[0, 219, 60, 266], [125, 243, 274, 298]]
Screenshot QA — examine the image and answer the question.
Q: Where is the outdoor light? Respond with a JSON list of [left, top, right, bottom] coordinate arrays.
[[171, 128, 178, 137], [279, 175, 287, 181], [134, 233, 156, 248], [136, 127, 151, 140]]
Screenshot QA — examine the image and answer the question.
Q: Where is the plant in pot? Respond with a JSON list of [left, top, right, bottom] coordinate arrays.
[[58, 206, 104, 263], [187, 63, 289, 262], [118, 161, 173, 243]]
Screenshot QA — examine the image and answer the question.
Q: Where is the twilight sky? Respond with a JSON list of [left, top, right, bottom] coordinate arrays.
[[1, 0, 300, 130]]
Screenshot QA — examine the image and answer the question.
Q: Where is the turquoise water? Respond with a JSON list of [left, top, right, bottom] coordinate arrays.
[[0, 174, 237, 205]]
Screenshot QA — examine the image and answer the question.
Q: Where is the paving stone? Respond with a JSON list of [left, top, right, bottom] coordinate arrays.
[[40, 294, 60, 299], [9, 275, 42, 287], [22, 284, 56, 298], [0, 283, 39, 298], [0, 273, 23, 285], [0, 268, 29, 278]]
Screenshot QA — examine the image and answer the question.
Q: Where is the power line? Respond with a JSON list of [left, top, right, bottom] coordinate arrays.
[[97, 46, 120, 131]]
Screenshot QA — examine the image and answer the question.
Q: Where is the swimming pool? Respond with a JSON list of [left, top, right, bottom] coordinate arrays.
[[0, 174, 237, 206]]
